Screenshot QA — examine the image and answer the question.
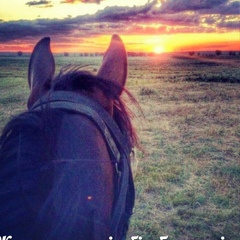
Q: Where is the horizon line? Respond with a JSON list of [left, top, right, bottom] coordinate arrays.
[[0, 50, 239, 55]]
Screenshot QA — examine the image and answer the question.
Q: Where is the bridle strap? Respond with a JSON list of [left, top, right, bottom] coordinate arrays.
[[33, 100, 121, 164], [31, 91, 135, 239], [31, 91, 131, 156]]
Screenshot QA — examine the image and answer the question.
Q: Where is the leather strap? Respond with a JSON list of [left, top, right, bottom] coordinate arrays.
[[31, 91, 135, 239], [31, 91, 131, 156]]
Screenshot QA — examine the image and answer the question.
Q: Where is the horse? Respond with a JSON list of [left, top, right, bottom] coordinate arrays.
[[0, 35, 138, 240]]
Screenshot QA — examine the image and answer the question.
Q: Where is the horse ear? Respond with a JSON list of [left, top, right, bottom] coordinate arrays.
[[27, 37, 55, 109], [97, 34, 127, 95]]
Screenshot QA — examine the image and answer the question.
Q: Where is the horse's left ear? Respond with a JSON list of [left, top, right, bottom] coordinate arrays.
[[97, 34, 127, 95], [27, 37, 55, 109]]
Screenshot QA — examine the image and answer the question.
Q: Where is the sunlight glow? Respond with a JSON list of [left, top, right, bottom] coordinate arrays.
[[1, 32, 239, 53], [153, 46, 165, 54]]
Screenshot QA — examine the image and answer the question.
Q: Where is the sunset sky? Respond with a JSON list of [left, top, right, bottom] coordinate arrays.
[[0, 0, 239, 53]]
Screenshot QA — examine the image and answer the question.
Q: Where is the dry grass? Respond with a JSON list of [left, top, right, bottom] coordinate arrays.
[[126, 56, 240, 239]]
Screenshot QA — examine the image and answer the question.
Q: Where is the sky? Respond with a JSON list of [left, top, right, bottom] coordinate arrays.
[[0, 0, 239, 53]]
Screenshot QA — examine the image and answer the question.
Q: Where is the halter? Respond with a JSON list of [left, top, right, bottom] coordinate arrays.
[[31, 91, 135, 240]]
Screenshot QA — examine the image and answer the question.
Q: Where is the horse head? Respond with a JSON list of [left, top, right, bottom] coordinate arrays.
[[0, 35, 137, 240], [27, 34, 127, 116]]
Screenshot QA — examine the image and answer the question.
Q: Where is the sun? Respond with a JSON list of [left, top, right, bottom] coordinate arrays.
[[154, 46, 164, 54]]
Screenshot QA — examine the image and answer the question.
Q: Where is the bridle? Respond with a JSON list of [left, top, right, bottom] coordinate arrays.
[[31, 90, 135, 240]]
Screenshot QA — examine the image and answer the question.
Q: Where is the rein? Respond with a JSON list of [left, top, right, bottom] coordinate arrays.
[[31, 91, 135, 239]]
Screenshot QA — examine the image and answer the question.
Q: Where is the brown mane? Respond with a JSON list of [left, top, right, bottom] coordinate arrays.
[[50, 65, 139, 149]]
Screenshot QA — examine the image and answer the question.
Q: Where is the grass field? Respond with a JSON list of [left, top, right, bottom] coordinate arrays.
[[0, 54, 240, 239]]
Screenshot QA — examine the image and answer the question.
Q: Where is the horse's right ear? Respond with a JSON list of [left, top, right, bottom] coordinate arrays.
[[97, 34, 127, 95], [27, 37, 55, 109]]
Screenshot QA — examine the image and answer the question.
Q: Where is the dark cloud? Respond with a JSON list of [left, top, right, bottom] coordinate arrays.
[[218, 19, 240, 29], [26, 0, 52, 7], [0, 0, 239, 44], [150, 13, 201, 26], [94, 1, 156, 21], [158, 0, 240, 16], [222, 1, 240, 15], [202, 1, 240, 14], [159, 0, 228, 13], [0, 19, 74, 42]]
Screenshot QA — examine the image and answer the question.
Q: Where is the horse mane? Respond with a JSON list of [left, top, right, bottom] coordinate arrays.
[[51, 65, 140, 149], [0, 65, 140, 151]]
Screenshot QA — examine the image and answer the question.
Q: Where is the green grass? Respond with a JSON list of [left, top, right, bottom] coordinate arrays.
[[0, 57, 29, 129], [1, 55, 240, 239]]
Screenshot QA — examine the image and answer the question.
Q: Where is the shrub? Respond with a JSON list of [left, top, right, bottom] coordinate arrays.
[[139, 87, 156, 96], [215, 50, 222, 56]]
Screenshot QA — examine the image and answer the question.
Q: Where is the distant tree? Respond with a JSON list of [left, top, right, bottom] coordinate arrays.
[[189, 51, 195, 56], [17, 51, 23, 56], [229, 51, 236, 56], [215, 50, 222, 56], [64, 52, 69, 57]]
